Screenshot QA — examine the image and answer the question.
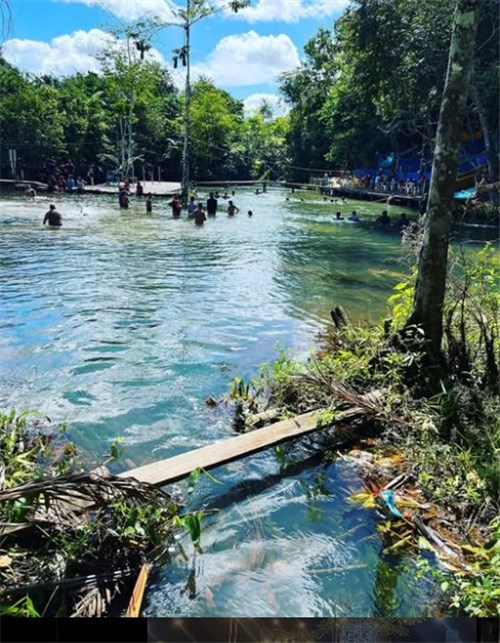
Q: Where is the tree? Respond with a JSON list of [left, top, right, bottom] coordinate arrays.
[[405, 0, 482, 358], [0, 59, 66, 179], [98, 29, 148, 179], [159, 0, 251, 198], [280, 28, 338, 178], [470, 0, 500, 200], [187, 78, 243, 179]]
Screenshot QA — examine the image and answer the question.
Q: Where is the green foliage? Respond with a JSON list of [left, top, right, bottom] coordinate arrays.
[[173, 511, 204, 553], [387, 271, 417, 330], [278, 0, 498, 174], [314, 408, 336, 428], [449, 517, 500, 616], [186, 467, 222, 494], [0, 35, 287, 182], [187, 79, 243, 180], [106, 437, 126, 463], [0, 595, 40, 617], [259, 349, 303, 409], [110, 500, 173, 548], [417, 517, 500, 617], [0, 409, 77, 490], [0, 409, 181, 617]]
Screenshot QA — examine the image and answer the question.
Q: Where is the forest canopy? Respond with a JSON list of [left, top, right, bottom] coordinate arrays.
[[0, 0, 498, 184]]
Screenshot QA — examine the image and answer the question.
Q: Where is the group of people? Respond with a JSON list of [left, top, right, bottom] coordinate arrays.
[[320, 170, 427, 197], [113, 183, 249, 225], [169, 193, 246, 225], [45, 159, 87, 195], [332, 209, 412, 230], [374, 210, 412, 230]]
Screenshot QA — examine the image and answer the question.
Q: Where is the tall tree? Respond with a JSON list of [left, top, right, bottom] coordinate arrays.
[[186, 78, 244, 179], [405, 0, 482, 357]]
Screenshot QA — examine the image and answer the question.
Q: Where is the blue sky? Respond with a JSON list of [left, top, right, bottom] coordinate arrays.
[[2, 0, 348, 114]]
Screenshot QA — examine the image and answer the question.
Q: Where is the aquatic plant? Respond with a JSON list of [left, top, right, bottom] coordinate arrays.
[[0, 410, 181, 617]]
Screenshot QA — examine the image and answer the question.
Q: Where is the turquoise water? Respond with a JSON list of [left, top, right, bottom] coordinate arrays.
[[0, 189, 440, 616]]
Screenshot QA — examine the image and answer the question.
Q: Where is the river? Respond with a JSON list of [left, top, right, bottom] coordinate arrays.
[[0, 188, 441, 616]]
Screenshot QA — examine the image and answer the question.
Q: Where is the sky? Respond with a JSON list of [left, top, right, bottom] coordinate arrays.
[[1, 0, 349, 116]]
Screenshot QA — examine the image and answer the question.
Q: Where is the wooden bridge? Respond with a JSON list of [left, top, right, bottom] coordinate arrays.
[[119, 411, 319, 487]]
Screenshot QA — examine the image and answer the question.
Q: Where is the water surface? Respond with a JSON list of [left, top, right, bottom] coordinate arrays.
[[0, 189, 439, 616]]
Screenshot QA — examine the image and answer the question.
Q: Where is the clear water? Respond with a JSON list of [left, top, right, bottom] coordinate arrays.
[[0, 189, 439, 616]]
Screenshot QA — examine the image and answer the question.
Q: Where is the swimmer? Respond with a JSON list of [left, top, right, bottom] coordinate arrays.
[[248, 210, 253, 217], [43, 204, 62, 227], [375, 210, 391, 226], [334, 211, 344, 221]]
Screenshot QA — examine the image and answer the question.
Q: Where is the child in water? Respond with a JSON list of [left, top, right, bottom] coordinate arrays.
[[227, 201, 239, 216]]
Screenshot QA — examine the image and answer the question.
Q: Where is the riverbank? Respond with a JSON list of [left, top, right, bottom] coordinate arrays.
[[86, 181, 181, 197], [227, 242, 499, 617]]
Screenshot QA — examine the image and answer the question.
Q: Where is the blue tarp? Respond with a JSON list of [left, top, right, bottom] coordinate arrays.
[[454, 187, 476, 200]]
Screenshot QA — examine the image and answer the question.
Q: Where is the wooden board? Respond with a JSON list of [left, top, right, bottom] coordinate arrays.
[[119, 410, 320, 487]]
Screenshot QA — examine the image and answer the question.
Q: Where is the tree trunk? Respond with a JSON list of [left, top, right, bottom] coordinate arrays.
[[405, 0, 481, 358], [181, 2, 192, 203], [471, 83, 499, 203]]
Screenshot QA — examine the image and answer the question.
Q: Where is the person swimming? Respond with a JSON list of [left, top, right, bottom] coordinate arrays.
[[334, 211, 344, 221], [348, 211, 360, 222], [375, 210, 391, 226], [395, 212, 412, 231], [248, 210, 253, 217], [43, 204, 62, 227]]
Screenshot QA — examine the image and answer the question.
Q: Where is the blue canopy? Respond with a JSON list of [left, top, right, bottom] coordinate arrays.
[[454, 187, 476, 200]]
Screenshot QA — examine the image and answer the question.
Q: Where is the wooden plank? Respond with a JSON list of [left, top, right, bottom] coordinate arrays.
[[126, 563, 151, 618], [119, 411, 320, 487]]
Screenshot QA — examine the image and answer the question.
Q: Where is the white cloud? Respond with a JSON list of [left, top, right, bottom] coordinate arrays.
[[215, 0, 349, 23], [191, 31, 299, 86], [58, 0, 181, 23], [243, 93, 289, 117], [56, 0, 348, 24], [2, 29, 167, 77]]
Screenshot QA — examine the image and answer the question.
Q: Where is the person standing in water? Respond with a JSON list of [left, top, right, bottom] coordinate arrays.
[[227, 200, 239, 216], [207, 192, 218, 216], [43, 204, 62, 227], [193, 203, 207, 226], [119, 190, 129, 209], [187, 196, 197, 217], [146, 194, 153, 212], [170, 195, 182, 218]]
